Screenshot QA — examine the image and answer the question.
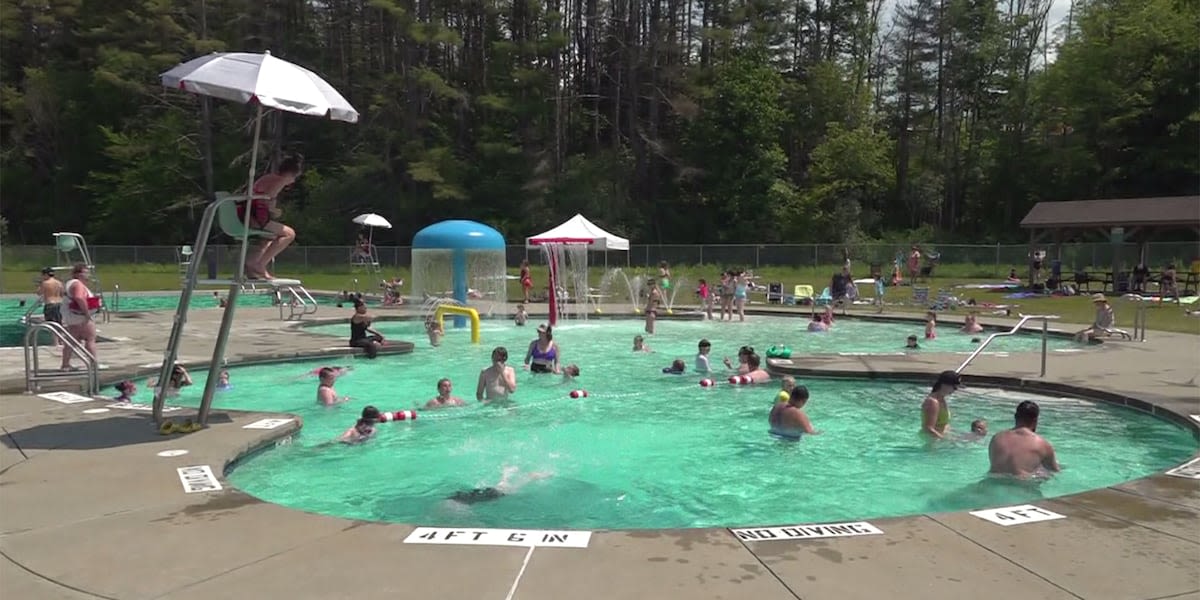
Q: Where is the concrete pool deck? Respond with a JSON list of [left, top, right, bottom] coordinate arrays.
[[1, 302, 1197, 599]]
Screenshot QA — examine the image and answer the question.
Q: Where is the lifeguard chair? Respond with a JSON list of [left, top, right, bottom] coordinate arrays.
[[350, 213, 391, 274]]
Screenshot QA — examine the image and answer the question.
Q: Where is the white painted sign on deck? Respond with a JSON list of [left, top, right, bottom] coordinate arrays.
[[1165, 457, 1200, 480], [176, 465, 222, 493], [730, 521, 883, 542], [242, 418, 293, 430], [1189, 414, 1200, 425], [404, 527, 592, 548], [107, 402, 182, 413], [970, 504, 1065, 526], [157, 449, 189, 458], [39, 391, 94, 404]]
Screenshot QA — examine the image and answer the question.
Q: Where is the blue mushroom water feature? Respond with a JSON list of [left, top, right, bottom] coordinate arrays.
[[411, 220, 507, 328]]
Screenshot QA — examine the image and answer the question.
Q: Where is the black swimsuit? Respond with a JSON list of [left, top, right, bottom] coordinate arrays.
[[349, 318, 381, 358]]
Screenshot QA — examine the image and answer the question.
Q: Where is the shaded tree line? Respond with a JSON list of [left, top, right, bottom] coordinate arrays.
[[1, 0, 1196, 246]]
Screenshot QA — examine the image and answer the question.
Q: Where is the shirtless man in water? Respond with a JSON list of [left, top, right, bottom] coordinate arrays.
[[989, 400, 1060, 479], [477, 346, 517, 403], [425, 378, 465, 409]]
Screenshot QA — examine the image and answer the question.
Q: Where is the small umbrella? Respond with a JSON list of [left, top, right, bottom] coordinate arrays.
[[352, 213, 393, 229]]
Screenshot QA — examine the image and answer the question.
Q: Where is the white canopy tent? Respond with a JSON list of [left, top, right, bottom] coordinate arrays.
[[526, 214, 630, 325], [525, 214, 630, 252]]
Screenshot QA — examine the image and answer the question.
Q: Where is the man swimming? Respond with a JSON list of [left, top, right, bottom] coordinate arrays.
[[447, 467, 552, 504], [768, 386, 818, 440], [989, 401, 1060, 479]]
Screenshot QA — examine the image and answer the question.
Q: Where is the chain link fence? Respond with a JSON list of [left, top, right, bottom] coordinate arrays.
[[3, 242, 1198, 277]]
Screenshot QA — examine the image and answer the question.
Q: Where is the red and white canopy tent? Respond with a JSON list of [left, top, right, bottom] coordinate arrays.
[[526, 214, 630, 324]]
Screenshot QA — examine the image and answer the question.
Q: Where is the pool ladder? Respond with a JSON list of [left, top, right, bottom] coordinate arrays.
[[279, 285, 319, 320], [956, 314, 1060, 378], [24, 322, 99, 396]]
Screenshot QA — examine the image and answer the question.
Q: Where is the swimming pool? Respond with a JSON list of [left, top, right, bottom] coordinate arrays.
[[132, 318, 1194, 530], [0, 291, 332, 346]]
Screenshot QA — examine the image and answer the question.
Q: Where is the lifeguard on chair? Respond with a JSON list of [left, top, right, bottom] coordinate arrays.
[[233, 153, 302, 279]]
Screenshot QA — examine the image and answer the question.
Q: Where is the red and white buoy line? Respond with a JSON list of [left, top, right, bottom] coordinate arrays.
[[376, 376, 773, 423]]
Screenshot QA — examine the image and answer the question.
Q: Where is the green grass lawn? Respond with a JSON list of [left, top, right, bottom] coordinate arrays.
[[4, 263, 1197, 334]]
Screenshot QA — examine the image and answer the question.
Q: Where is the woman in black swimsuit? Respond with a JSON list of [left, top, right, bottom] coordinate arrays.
[[348, 300, 385, 358]]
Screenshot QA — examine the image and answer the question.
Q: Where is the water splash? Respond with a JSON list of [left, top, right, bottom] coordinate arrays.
[[598, 268, 645, 313]]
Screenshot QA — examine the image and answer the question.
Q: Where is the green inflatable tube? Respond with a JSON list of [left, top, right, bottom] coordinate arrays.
[[766, 346, 792, 359]]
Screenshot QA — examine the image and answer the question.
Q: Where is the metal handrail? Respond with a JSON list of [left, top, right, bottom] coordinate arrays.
[[24, 321, 99, 396], [1121, 294, 1149, 342], [956, 314, 1061, 377], [22, 297, 44, 323], [111, 284, 121, 314]]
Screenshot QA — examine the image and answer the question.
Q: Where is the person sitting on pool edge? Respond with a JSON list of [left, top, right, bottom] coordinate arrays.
[[920, 370, 961, 440], [425, 378, 465, 409], [349, 300, 386, 358], [317, 367, 351, 406], [768, 386, 818, 440], [662, 359, 686, 374], [989, 401, 1060, 479], [339, 406, 381, 444]]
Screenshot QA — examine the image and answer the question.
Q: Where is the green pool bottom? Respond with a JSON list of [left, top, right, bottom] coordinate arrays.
[[126, 315, 1192, 530]]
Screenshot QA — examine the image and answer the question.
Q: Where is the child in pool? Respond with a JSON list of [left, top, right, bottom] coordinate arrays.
[[217, 370, 232, 391], [925, 311, 937, 339], [776, 375, 795, 403], [426, 318, 444, 347], [561, 364, 581, 383], [960, 419, 988, 442], [317, 367, 351, 406], [662, 359, 686, 375], [633, 335, 651, 352], [906, 335, 920, 349], [339, 406, 380, 444], [514, 304, 528, 326], [113, 380, 136, 402]]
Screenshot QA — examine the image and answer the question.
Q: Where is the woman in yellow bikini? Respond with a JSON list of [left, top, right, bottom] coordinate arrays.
[[921, 370, 961, 439]]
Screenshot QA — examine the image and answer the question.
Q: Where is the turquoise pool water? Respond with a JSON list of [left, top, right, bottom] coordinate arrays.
[[130, 317, 1194, 530]]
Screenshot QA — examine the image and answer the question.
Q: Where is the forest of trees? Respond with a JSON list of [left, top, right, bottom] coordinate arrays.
[[0, 0, 1196, 246]]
